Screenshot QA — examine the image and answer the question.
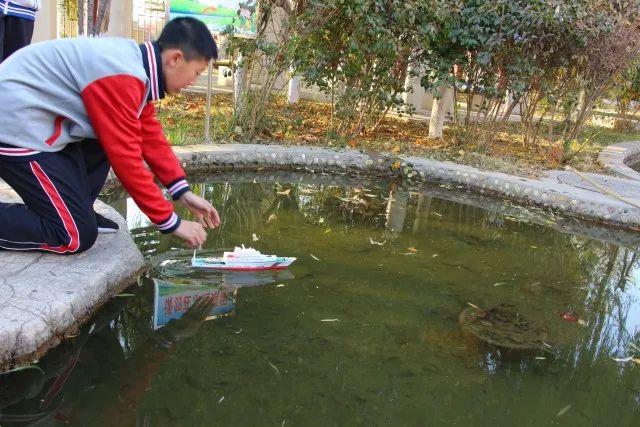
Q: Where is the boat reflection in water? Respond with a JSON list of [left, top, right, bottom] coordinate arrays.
[[153, 269, 294, 329]]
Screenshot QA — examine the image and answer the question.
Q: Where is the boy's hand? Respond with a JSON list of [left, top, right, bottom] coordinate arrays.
[[178, 191, 221, 229], [173, 220, 207, 248]]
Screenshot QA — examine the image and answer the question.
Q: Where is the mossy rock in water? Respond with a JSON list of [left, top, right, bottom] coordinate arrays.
[[459, 304, 547, 351]]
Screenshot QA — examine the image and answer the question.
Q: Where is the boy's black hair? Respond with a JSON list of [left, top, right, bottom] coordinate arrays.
[[158, 17, 218, 61]]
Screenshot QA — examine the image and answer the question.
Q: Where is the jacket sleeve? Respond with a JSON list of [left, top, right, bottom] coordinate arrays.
[[82, 75, 181, 233], [139, 102, 192, 201]]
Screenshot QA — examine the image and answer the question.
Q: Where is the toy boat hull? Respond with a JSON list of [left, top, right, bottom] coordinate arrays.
[[192, 257, 296, 271]]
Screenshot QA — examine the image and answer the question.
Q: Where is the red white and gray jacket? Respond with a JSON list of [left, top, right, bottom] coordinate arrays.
[[0, 37, 190, 233], [0, 0, 40, 20]]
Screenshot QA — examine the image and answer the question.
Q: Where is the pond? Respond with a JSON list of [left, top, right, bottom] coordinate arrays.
[[2, 173, 640, 426]]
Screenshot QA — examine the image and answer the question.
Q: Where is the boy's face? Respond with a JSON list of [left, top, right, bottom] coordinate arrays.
[[162, 49, 208, 94]]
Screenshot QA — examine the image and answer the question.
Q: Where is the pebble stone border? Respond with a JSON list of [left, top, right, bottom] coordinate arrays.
[[598, 141, 640, 181], [169, 144, 640, 231]]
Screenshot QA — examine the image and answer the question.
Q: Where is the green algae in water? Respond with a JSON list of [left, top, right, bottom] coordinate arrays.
[[3, 175, 640, 426]]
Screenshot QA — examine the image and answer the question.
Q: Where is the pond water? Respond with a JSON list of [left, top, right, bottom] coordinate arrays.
[[2, 173, 640, 426]]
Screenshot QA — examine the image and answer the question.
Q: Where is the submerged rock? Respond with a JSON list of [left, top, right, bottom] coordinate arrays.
[[459, 304, 547, 352]]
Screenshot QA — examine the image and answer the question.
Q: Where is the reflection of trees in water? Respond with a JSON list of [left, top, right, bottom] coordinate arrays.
[[577, 246, 640, 358]]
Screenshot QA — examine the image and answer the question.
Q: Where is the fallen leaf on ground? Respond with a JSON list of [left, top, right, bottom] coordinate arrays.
[[277, 188, 291, 196]]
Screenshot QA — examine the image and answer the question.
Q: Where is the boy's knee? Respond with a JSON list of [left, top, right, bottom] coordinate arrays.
[[46, 217, 98, 254], [74, 223, 98, 254]]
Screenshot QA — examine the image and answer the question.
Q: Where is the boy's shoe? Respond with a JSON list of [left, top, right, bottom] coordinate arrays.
[[96, 212, 119, 234]]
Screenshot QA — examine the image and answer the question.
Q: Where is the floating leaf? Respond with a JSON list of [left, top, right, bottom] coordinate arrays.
[[268, 361, 280, 375], [556, 405, 571, 417], [369, 237, 386, 246], [277, 189, 291, 196], [432, 254, 439, 258], [577, 318, 587, 327], [115, 293, 135, 298], [276, 284, 285, 288], [5, 364, 45, 375], [252, 233, 260, 242], [218, 396, 225, 404], [560, 312, 578, 323], [493, 282, 507, 287], [321, 319, 339, 322], [318, 218, 325, 224], [311, 254, 320, 261], [267, 213, 277, 223], [407, 247, 418, 253]]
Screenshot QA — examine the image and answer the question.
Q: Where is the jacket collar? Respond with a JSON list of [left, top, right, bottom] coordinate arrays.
[[139, 41, 165, 101]]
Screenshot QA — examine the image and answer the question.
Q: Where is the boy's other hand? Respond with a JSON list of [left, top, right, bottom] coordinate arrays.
[[173, 220, 207, 248], [179, 191, 221, 229]]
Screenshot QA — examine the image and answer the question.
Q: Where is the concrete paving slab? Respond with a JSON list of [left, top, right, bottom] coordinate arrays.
[[598, 141, 640, 181], [545, 170, 640, 200], [0, 187, 145, 372]]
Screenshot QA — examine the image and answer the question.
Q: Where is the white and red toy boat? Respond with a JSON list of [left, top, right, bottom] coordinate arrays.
[[191, 245, 296, 271]]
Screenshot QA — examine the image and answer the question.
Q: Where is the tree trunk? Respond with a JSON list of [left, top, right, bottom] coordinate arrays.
[[78, 0, 86, 36], [95, 0, 111, 36], [287, 65, 300, 104], [429, 85, 454, 139], [87, 0, 95, 37]]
